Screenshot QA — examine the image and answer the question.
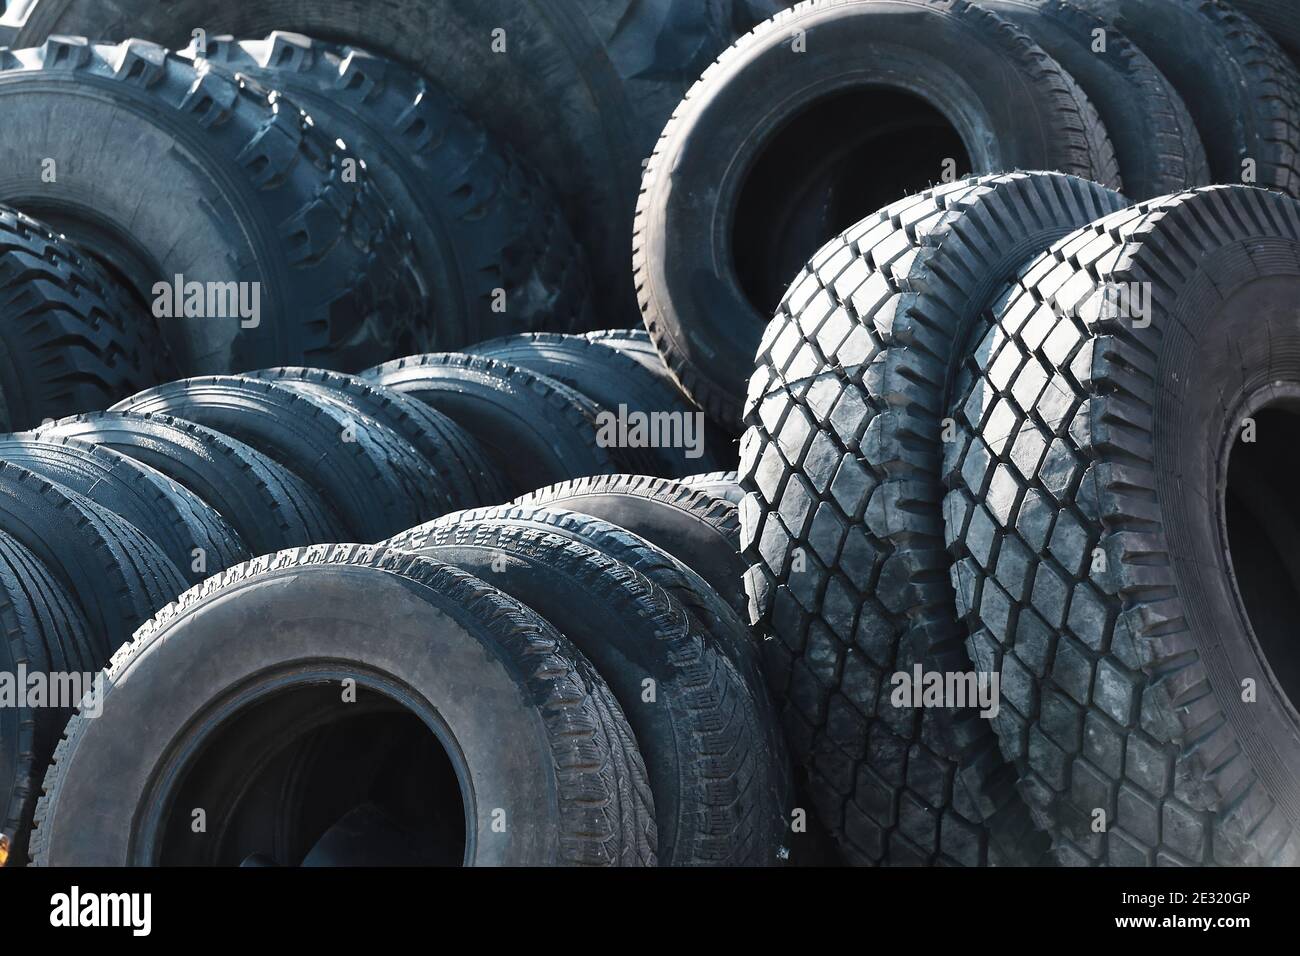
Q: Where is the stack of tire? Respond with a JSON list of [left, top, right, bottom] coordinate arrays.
[[1, 334, 795, 868]]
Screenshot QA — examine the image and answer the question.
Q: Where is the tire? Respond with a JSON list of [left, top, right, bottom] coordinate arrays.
[[0, 37, 424, 376], [191, 33, 595, 343], [739, 172, 1126, 865], [389, 519, 776, 865], [6, 0, 756, 324], [33, 411, 346, 555], [112, 376, 450, 542], [363, 353, 621, 497], [0, 435, 248, 582], [248, 367, 507, 511], [1071, 0, 1300, 198], [584, 328, 674, 377], [517, 474, 747, 617], [1228, 1, 1300, 63], [982, 0, 1210, 198], [0, 460, 186, 661], [635, 0, 1122, 428], [468, 333, 729, 476], [942, 186, 1300, 866], [680, 471, 743, 505], [0, 205, 172, 431], [30, 545, 658, 866], [0, 529, 92, 867]]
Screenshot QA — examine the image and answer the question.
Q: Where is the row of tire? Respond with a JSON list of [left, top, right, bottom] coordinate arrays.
[[0, 335, 782, 866]]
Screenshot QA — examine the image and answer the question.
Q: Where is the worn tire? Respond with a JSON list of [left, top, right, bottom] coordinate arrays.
[[0, 205, 172, 431], [1228, 1, 1300, 63], [0, 529, 93, 867], [191, 32, 594, 342], [30, 545, 657, 866], [0, 435, 247, 583], [517, 474, 747, 617], [1072, 0, 1300, 198], [390, 520, 774, 865], [636, 0, 1121, 428], [33, 410, 345, 555], [364, 353, 621, 497], [0, 37, 423, 375], [739, 172, 1126, 865], [113, 376, 450, 541], [942, 186, 1300, 865], [468, 333, 728, 476], [982, 0, 1210, 198]]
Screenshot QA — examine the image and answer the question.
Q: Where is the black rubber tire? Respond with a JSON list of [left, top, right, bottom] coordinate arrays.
[[29, 545, 658, 866], [112, 376, 451, 542], [0, 460, 186, 662], [982, 0, 1210, 198], [0, 37, 424, 376], [584, 328, 675, 378], [33, 410, 346, 555], [739, 172, 1126, 865], [6, 0, 757, 325], [942, 186, 1300, 866], [0, 529, 93, 867], [1228, 1, 1300, 63], [390, 519, 775, 865], [248, 367, 507, 511], [468, 333, 729, 476], [1071, 0, 1300, 198], [680, 471, 743, 505], [0, 435, 247, 583], [636, 0, 1122, 428], [517, 474, 747, 618], [0, 205, 173, 431], [363, 353, 621, 497], [191, 33, 595, 342]]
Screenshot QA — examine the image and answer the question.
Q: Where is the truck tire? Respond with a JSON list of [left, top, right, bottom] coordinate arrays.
[[248, 367, 506, 511], [636, 0, 1121, 427], [113, 376, 451, 541], [739, 172, 1125, 864], [34, 411, 346, 555], [982, 0, 1210, 198], [680, 471, 743, 505], [30, 545, 657, 866], [392, 520, 776, 865], [191, 33, 594, 343], [0, 37, 423, 376], [517, 474, 747, 617], [0, 205, 172, 431], [1071, 0, 1300, 198], [468, 333, 728, 476], [942, 186, 1300, 866], [364, 354, 621, 497], [0, 436, 247, 582], [1228, 1, 1300, 63], [0, 529, 93, 867]]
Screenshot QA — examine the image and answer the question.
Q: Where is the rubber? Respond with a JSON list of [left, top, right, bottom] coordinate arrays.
[[1228, 1, 1300, 62], [982, 0, 1210, 198], [517, 474, 748, 617], [635, 0, 1122, 427], [112, 376, 451, 542], [942, 186, 1300, 865], [739, 173, 1125, 865], [0, 529, 92, 866], [391, 520, 775, 865], [29, 545, 658, 866], [33, 410, 346, 555], [4, 0, 759, 323], [468, 333, 728, 476], [0, 461, 186, 661], [190, 33, 595, 342], [1071, 0, 1300, 198], [0, 38, 424, 375], [364, 353, 622, 497], [680, 471, 743, 505], [0, 435, 248, 583], [0, 205, 172, 431], [249, 367, 507, 511]]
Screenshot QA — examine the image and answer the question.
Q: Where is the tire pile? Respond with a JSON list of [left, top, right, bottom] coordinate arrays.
[[0, 0, 1298, 869]]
